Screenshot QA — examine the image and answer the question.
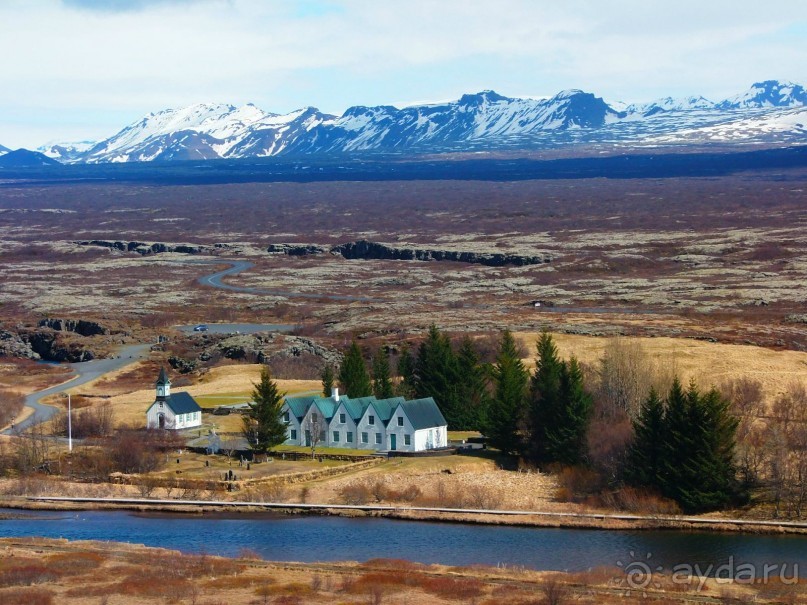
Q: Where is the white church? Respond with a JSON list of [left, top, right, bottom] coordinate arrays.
[[145, 368, 203, 430]]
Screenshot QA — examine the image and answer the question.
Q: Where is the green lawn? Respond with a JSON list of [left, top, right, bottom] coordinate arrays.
[[194, 393, 251, 408], [273, 445, 373, 456], [448, 431, 483, 441]]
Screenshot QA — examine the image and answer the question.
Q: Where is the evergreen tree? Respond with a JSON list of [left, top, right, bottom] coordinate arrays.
[[528, 331, 564, 462], [242, 366, 287, 455], [455, 335, 490, 430], [414, 325, 462, 429], [625, 387, 665, 488], [529, 334, 592, 465], [395, 345, 416, 398], [486, 329, 529, 455], [321, 364, 335, 397], [658, 378, 691, 503], [372, 347, 395, 399], [338, 340, 373, 398], [628, 378, 745, 513]]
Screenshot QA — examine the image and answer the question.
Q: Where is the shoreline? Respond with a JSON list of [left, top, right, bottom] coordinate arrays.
[[5, 495, 807, 536]]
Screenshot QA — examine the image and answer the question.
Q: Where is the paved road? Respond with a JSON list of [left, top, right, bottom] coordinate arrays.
[[195, 260, 377, 302], [3, 344, 151, 435]]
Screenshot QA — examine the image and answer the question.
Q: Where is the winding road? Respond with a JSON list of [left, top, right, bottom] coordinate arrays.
[[3, 344, 151, 435], [195, 260, 376, 302]]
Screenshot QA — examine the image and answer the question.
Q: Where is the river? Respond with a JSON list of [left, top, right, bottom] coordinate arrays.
[[1, 509, 804, 577]]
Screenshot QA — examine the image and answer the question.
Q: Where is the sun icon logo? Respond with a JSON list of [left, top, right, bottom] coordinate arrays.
[[613, 551, 664, 596]]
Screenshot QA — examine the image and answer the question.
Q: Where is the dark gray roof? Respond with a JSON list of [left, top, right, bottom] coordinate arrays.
[[401, 398, 446, 430], [164, 392, 201, 414], [156, 367, 170, 386]]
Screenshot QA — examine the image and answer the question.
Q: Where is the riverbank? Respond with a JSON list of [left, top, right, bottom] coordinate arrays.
[[7, 495, 807, 536]]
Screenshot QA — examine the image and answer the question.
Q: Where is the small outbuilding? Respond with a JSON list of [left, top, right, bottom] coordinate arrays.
[[145, 367, 202, 430]]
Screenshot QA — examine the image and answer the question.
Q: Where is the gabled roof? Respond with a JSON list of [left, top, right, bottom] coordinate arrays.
[[282, 393, 446, 430], [156, 367, 171, 386], [369, 397, 405, 425], [401, 398, 447, 430], [284, 396, 316, 420], [311, 397, 338, 420], [160, 392, 201, 415]]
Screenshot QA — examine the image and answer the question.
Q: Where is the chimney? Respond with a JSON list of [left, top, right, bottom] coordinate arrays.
[[331, 387, 340, 402]]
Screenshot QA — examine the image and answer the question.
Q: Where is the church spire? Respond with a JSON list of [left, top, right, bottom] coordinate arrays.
[[156, 367, 171, 399]]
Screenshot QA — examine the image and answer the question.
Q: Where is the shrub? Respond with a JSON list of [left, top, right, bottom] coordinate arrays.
[[338, 482, 372, 505], [419, 577, 484, 600], [0, 587, 54, 605], [0, 565, 58, 587]]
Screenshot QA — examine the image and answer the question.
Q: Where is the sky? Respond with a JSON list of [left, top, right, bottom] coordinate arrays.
[[2, 0, 807, 148]]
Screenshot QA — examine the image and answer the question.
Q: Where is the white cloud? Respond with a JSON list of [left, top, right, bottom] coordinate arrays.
[[1, 0, 806, 147]]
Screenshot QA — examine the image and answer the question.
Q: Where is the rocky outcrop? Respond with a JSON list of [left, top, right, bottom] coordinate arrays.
[[38, 318, 109, 336], [25, 331, 95, 362], [0, 330, 39, 359], [212, 333, 342, 368], [76, 240, 208, 255], [267, 243, 328, 256], [331, 240, 550, 266], [267, 239, 551, 266]]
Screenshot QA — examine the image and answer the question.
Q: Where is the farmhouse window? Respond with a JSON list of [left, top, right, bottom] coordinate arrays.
[[283, 412, 289, 423], [368, 415, 375, 425], [375, 433, 382, 444], [361, 432, 368, 444], [347, 431, 353, 443], [333, 431, 340, 442], [397, 416, 404, 427], [404, 434, 411, 446], [319, 430, 326, 442], [339, 413, 346, 423], [290, 429, 297, 440]]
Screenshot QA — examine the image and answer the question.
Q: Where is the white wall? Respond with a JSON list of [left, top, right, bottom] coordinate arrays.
[[146, 401, 202, 430], [386, 405, 415, 452], [355, 404, 385, 451], [280, 403, 303, 445], [328, 403, 358, 448]]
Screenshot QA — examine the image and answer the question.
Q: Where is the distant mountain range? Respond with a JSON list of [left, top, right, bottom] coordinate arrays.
[[0, 148, 60, 167], [21, 80, 807, 164]]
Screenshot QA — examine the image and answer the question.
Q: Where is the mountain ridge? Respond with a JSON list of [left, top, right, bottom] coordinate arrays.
[[37, 80, 807, 164]]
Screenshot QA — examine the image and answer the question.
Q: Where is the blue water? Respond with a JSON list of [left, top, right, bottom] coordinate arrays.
[[2, 509, 806, 575]]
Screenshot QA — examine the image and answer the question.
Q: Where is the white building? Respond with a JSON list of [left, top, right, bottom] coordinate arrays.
[[281, 389, 447, 452], [145, 368, 203, 430]]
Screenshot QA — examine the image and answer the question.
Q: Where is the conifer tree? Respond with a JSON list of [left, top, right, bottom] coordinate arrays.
[[372, 347, 395, 400], [414, 325, 462, 428], [486, 329, 529, 454], [528, 331, 564, 462], [242, 366, 287, 455], [321, 364, 335, 397], [395, 345, 416, 398], [529, 334, 592, 465], [456, 335, 490, 429], [338, 340, 372, 398], [626, 387, 665, 488]]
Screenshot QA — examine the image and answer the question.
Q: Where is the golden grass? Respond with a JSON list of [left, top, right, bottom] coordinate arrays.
[[517, 332, 807, 404]]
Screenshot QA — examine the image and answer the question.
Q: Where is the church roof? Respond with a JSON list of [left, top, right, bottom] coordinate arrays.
[[156, 367, 171, 386], [162, 392, 201, 415]]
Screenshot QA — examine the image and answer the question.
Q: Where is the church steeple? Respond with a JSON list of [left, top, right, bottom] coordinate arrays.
[[156, 367, 171, 400]]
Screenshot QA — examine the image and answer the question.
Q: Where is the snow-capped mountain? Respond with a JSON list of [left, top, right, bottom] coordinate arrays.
[[717, 80, 807, 110], [46, 80, 807, 164], [38, 140, 96, 162]]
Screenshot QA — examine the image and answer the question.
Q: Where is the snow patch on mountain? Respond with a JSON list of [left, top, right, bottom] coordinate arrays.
[[44, 80, 807, 163]]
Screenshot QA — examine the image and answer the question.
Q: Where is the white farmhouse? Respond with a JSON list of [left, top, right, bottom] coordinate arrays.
[[145, 368, 203, 430], [281, 388, 447, 452]]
